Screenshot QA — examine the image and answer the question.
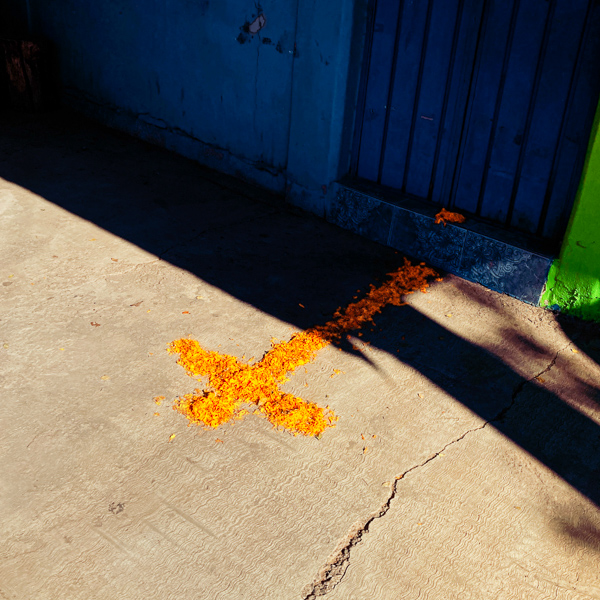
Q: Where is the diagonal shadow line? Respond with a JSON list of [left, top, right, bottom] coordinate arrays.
[[370, 302, 600, 507], [2, 108, 599, 511]]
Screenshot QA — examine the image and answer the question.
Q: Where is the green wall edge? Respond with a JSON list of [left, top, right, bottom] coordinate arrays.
[[542, 100, 600, 322]]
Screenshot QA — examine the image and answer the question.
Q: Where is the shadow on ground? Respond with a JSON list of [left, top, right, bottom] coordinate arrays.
[[2, 108, 599, 514]]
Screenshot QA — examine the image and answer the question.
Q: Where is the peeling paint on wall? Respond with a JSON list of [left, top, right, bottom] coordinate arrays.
[[237, 7, 267, 45], [248, 13, 266, 34]]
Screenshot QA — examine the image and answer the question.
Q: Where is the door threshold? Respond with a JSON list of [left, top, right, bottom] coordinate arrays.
[[327, 179, 554, 306]]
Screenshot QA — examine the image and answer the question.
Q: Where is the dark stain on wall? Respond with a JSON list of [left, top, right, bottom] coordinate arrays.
[[236, 21, 251, 44]]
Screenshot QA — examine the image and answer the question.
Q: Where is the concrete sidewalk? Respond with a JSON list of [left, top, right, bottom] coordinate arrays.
[[2, 110, 600, 600]]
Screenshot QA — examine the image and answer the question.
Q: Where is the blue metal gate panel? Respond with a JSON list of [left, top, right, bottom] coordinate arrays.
[[354, 0, 600, 243]]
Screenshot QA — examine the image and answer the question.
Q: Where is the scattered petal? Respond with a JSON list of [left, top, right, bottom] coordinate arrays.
[[101, 375, 110, 380], [130, 301, 143, 307], [418, 393, 424, 399], [182, 311, 190, 315], [435, 208, 466, 226], [168, 434, 176, 442], [154, 412, 160, 416], [298, 303, 305, 308], [91, 322, 101, 327], [215, 438, 224, 443], [571, 348, 579, 353], [111, 258, 118, 262]]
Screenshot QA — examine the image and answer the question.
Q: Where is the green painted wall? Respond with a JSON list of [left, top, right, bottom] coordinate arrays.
[[542, 100, 600, 322]]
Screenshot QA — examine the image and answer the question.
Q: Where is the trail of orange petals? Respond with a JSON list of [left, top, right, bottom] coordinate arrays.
[[167, 258, 438, 436]]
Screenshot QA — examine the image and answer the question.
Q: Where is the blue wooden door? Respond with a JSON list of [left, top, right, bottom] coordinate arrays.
[[354, 0, 600, 243]]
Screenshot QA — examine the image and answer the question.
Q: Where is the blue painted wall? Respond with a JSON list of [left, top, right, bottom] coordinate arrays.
[[287, 0, 366, 213], [24, 0, 366, 209]]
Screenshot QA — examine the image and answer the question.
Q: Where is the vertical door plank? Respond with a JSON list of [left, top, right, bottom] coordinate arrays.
[[378, 1, 430, 190], [403, 0, 462, 199], [354, 0, 600, 244], [478, 0, 549, 226], [451, 0, 516, 214], [509, 0, 588, 235], [430, 0, 484, 207], [542, 1, 600, 240], [356, 1, 402, 182]]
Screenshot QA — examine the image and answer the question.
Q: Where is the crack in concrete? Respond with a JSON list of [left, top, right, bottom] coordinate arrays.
[[301, 342, 573, 598], [300, 425, 485, 599], [490, 341, 571, 425]]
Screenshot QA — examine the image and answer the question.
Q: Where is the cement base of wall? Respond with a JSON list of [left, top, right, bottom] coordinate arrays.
[[326, 181, 554, 306]]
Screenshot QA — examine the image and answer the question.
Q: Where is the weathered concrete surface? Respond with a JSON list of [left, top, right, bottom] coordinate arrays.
[[1, 110, 600, 600]]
